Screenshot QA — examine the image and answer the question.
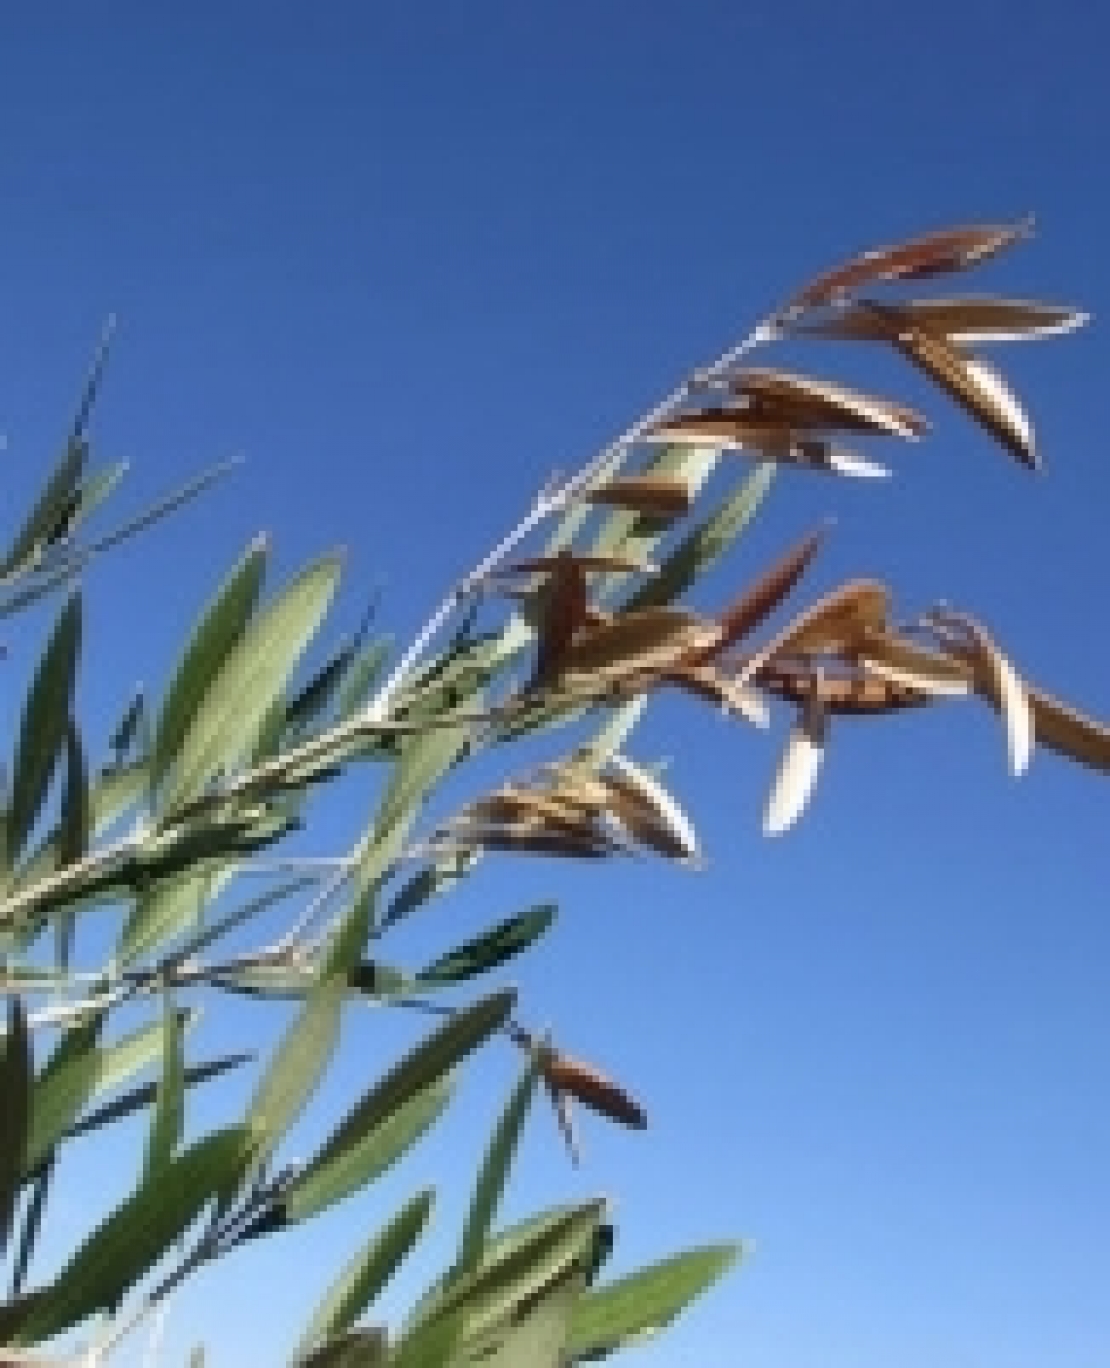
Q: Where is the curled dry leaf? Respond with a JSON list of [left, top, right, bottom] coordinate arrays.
[[799, 296, 1089, 345], [787, 217, 1033, 309], [584, 474, 694, 518], [929, 611, 1032, 775], [542, 1050, 648, 1130], [448, 824, 618, 859], [764, 694, 828, 836], [734, 580, 890, 688], [603, 753, 701, 863], [724, 367, 928, 439]]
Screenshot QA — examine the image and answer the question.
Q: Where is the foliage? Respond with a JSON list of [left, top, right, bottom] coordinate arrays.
[[0, 219, 1104, 1365]]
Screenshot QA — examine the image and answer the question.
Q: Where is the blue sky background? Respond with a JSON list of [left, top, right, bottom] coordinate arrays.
[[2, 3, 1109, 1365]]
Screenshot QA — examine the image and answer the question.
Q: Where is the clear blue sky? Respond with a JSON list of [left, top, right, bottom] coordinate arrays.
[[2, 3, 1109, 1365]]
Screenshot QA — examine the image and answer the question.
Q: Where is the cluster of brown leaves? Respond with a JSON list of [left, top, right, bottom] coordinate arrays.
[[447, 220, 1107, 849]]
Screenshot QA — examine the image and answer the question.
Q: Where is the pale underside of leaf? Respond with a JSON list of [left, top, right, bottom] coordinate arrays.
[[764, 705, 826, 836]]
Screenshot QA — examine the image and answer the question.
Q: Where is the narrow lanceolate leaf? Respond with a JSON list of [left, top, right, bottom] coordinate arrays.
[[247, 972, 346, 1167], [1, 438, 86, 576], [725, 367, 927, 439], [457, 1050, 544, 1273], [856, 632, 973, 698], [626, 464, 775, 612], [65, 460, 129, 540], [1025, 684, 1110, 773], [701, 527, 826, 661], [416, 904, 556, 985], [301, 1328, 387, 1367], [8, 594, 81, 864], [164, 551, 341, 813], [285, 992, 514, 1224], [800, 296, 1089, 345], [786, 217, 1032, 309], [764, 698, 827, 836], [1, 997, 31, 1250], [295, 1189, 433, 1359], [14, 1126, 248, 1344], [603, 754, 700, 863], [11, 1151, 53, 1296], [58, 721, 89, 872], [284, 1075, 450, 1226], [892, 325, 1037, 468], [565, 1243, 742, 1362], [143, 992, 184, 1181], [152, 536, 268, 794]]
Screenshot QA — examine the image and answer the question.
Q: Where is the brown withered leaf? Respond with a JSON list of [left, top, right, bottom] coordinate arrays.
[[1025, 685, 1110, 774], [725, 368, 928, 439], [855, 629, 975, 697], [788, 217, 1033, 309], [602, 753, 700, 863], [507, 552, 656, 576], [585, 474, 694, 518], [543, 1051, 647, 1130], [644, 412, 890, 477], [799, 297, 1088, 345], [450, 824, 618, 858], [557, 607, 721, 688], [697, 527, 827, 662], [755, 658, 927, 715], [885, 322, 1038, 469], [738, 580, 890, 685]]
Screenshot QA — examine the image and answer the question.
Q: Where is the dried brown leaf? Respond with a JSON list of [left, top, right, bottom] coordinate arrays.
[[788, 218, 1032, 309], [799, 297, 1088, 345], [585, 474, 694, 518], [699, 527, 826, 660], [725, 368, 927, 439], [543, 1052, 647, 1130]]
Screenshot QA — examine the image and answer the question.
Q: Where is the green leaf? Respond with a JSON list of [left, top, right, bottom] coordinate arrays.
[[0, 437, 86, 576], [302, 1329, 387, 1367], [564, 1243, 742, 1361], [373, 705, 473, 839], [0, 997, 31, 1248], [59, 721, 89, 868], [163, 552, 342, 813], [117, 864, 221, 965], [11, 1152, 53, 1295], [296, 1189, 433, 1358], [143, 992, 184, 1180], [7, 593, 81, 863], [457, 1048, 543, 1274], [284, 991, 514, 1223], [461, 1273, 579, 1368], [63, 1051, 252, 1145], [247, 973, 346, 1167], [66, 459, 129, 539], [284, 1076, 450, 1226], [382, 850, 479, 932], [27, 1010, 193, 1172], [417, 904, 556, 986], [415, 1201, 603, 1350], [14, 1125, 248, 1344], [625, 462, 776, 611], [152, 535, 268, 795], [335, 639, 392, 720]]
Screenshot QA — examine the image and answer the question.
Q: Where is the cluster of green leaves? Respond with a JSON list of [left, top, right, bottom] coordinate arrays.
[[0, 334, 750, 1366]]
